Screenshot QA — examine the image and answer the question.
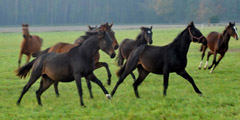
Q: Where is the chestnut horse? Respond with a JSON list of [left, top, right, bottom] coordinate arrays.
[[111, 22, 207, 98], [117, 26, 153, 81], [198, 22, 239, 73], [16, 26, 115, 107], [18, 24, 43, 67]]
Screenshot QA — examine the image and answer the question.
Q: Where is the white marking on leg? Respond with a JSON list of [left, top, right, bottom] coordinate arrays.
[[210, 67, 214, 73], [204, 61, 208, 69], [198, 60, 202, 69], [106, 94, 112, 99]]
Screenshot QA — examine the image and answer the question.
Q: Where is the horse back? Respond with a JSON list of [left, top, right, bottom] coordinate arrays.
[[119, 39, 138, 59], [48, 42, 76, 53], [207, 32, 220, 51]]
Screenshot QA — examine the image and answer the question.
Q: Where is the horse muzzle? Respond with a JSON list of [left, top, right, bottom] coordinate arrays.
[[110, 52, 116, 58]]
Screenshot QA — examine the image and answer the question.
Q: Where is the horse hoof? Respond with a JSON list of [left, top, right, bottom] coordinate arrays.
[[16, 102, 20, 106], [198, 93, 203, 96], [198, 67, 201, 70], [106, 94, 112, 99]]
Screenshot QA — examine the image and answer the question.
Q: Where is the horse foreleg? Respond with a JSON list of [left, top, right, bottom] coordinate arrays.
[[210, 54, 225, 73], [36, 76, 54, 106], [74, 74, 85, 107], [133, 65, 149, 98], [85, 78, 93, 98], [26, 55, 31, 63], [204, 51, 213, 70], [86, 73, 111, 99], [176, 69, 202, 95], [199, 45, 207, 69], [94, 62, 112, 85], [18, 52, 23, 68], [54, 82, 60, 97]]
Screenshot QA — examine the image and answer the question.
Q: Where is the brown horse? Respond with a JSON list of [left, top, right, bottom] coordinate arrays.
[[117, 26, 153, 81], [16, 25, 115, 107], [18, 24, 43, 67], [198, 22, 239, 73], [111, 22, 206, 98]]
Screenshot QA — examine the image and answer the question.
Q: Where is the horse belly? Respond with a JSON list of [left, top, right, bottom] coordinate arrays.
[[140, 58, 163, 74]]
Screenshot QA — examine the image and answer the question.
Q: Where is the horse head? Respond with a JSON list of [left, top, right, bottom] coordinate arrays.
[[98, 24, 116, 58], [102, 22, 119, 50], [227, 22, 239, 40], [187, 21, 207, 44], [141, 26, 153, 44]]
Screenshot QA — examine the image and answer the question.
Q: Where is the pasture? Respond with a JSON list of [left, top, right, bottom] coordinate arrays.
[[0, 25, 240, 119]]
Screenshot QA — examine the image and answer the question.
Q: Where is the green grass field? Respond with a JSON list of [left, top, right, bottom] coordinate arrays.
[[0, 25, 240, 119]]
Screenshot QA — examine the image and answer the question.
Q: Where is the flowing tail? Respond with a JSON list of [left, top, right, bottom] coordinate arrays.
[[116, 46, 124, 67], [15, 58, 37, 79], [32, 47, 50, 57], [116, 45, 147, 77]]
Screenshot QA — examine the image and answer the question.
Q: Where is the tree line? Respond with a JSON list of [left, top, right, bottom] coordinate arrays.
[[0, 0, 239, 26]]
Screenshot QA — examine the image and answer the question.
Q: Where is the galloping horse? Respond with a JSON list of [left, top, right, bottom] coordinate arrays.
[[17, 23, 118, 98], [111, 22, 207, 98], [16, 25, 115, 107], [117, 26, 153, 81], [198, 22, 239, 73], [18, 24, 43, 67]]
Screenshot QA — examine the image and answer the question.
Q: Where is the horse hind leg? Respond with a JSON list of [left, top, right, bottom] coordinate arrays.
[[130, 72, 136, 82], [85, 78, 93, 98], [17, 71, 41, 105], [204, 51, 213, 70], [36, 75, 54, 106], [208, 52, 217, 73], [54, 82, 60, 97], [133, 65, 149, 98], [26, 55, 31, 63], [199, 45, 207, 69]]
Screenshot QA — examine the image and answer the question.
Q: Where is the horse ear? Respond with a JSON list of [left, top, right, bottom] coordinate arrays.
[[88, 25, 91, 30], [229, 22, 232, 25], [110, 22, 113, 28], [140, 26, 145, 30], [150, 26, 153, 30]]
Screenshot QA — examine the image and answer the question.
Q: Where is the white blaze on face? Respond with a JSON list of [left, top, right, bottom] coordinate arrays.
[[147, 31, 151, 34], [233, 26, 239, 39]]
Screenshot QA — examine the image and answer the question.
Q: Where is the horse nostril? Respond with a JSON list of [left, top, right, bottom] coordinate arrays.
[[114, 45, 119, 50], [110, 53, 116, 58]]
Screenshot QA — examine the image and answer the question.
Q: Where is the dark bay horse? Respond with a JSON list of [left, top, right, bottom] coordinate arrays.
[[18, 24, 43, 67], [32, 23, 118, 98], [198, 22, 239, 73], [16, 26, 116, 107], [111, 22, 207, 98], [117, 26, 153, 81]]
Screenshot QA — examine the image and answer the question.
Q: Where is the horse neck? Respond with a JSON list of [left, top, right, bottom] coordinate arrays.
[[74, 36, 100, 58], [136, 32, 147, 46], [171, 29, 191, 55], [219, 30, 231, 47]]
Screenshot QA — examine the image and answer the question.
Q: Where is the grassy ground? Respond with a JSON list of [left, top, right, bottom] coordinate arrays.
[[0, 25, 240, 119]]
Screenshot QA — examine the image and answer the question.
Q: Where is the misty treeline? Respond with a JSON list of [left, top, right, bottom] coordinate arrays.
[[0, 0, 239, 26]]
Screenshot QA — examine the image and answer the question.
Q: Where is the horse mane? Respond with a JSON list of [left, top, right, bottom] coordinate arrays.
[[69, 31, 98, 53], [171, 27, 188, 44], [135, 30, 147, 45]]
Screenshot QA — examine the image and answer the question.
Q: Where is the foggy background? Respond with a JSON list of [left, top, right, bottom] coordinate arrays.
[[0, 0, 239, 26]]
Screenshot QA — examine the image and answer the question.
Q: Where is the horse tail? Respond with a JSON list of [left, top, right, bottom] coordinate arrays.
[[116, 45, 146, 77], [32, 47, 50, 57], [116, 46, 124, 66], [15, 58, 37, 79]]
